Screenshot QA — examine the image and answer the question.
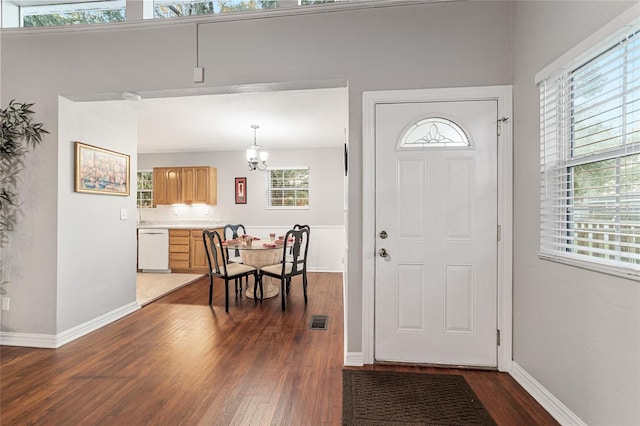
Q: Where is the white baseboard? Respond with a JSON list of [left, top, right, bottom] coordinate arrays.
[[344, 351, 364, 366], [56, 302, 140, 347], [0, 332, 57, 348], [510, 361, 586, 426], [0, 302, 140, 349]]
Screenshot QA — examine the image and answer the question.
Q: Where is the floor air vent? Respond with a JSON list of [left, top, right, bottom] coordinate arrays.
[[310, 315, 328, 330]]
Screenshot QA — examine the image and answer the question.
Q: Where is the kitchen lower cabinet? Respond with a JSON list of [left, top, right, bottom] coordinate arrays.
[[169, 229, 191, 272], [169, 228, 223, 273], [191, 229, 210, 273]]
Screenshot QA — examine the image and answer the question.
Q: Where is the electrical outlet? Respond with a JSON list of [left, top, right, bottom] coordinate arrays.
[[195, 205, 209, 215], [1, 296, 10, 311]]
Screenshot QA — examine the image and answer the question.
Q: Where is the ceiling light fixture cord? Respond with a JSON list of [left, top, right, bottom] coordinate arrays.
[[195, 23, 199, 67]]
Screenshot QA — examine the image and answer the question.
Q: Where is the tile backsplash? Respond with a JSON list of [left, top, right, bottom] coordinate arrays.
[[139, 205, 219, 223]]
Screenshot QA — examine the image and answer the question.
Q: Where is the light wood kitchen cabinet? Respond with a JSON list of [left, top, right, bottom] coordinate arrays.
[[169, 229, 191, 272], [153, 166, 217, 206], [169, 227, 223, 273], [191, 229, 211, 272], [181, 167, 217, 205], [153, 167, 181, 205]]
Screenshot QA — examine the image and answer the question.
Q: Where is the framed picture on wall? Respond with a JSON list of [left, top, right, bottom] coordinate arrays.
[[74, 141, 130, 196], [235, 177, 247, 204]]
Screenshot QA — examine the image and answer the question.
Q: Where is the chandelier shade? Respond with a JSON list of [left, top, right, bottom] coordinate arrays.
[[246, 124, 268, 171]]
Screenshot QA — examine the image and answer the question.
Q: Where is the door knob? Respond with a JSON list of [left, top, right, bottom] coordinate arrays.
[[378, 248, 388, 258], [379, 230, 388, 239]]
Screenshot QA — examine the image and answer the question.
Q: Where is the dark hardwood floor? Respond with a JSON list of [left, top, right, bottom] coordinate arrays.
[[1, 273, 557, 425]]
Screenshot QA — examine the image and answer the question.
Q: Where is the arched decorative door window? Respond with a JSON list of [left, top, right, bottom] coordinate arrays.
[[399, 117, 470, 148]]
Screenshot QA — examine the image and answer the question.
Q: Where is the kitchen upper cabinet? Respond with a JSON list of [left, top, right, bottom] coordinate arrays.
[[153, 167, 181, 205], [196, 167, 217, 204], [181, 167, 217, 205], [181, 167, 196, 204], [153, 166, 217, 205]]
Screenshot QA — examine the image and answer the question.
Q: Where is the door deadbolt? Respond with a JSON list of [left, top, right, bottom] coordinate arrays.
[[379, 230, 388, 239], [378, 248, 388, 258]]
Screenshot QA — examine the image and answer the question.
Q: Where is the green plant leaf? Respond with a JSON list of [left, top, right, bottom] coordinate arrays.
[[0, 100, 48, 247]]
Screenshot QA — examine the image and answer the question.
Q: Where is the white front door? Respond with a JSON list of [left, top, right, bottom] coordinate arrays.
[[374, 99, 498, 367]]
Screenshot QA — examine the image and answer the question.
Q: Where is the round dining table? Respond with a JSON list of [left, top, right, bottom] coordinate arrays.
[[223, 239, 286, 299]]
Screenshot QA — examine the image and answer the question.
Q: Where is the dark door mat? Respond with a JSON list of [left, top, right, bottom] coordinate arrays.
[[342, 369, 496, 425]]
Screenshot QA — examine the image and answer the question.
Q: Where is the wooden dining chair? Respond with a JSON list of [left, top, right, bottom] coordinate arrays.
[[259, 227, 310, 311], [285, 224, 310, 263], [223, 223, 248, 294], [202, 229, 259, 312], [223, 224, 246, 263]]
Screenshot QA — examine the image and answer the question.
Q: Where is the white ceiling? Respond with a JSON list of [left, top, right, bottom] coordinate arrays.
[[131, 87, 348, 154]]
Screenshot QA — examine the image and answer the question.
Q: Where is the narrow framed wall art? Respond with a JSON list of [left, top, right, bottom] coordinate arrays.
[[235, 177, 247, 204]]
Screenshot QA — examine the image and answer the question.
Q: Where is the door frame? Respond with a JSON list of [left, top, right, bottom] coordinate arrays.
[[362, 86, 513, 372]]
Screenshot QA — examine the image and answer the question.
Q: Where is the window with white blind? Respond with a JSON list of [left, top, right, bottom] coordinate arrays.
[[539, 17, 640, 274], [265, 167, 309, 209]]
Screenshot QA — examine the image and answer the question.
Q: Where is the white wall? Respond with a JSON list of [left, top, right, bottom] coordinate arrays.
[[0, 0, 512, 349], [0, 106, 58, 335], [138, 147, 344, 226], [511, 2, 640, 424], [57, 99, 138, 332], [2, 2, 639, 422]]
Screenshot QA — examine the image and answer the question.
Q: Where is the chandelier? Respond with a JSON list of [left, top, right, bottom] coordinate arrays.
[[246, 124, 268, 171]]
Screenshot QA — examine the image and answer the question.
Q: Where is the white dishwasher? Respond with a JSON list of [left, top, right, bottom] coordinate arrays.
[[137, 228, 170, 272]]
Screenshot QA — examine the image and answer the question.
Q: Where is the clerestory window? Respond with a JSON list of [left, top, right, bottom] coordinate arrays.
[[153, 0, 278, 18], [2, 0, 368, 28], [19, 0, 125, 27]]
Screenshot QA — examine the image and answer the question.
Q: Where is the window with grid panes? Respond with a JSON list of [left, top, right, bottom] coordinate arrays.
[[137, 171, 154, 208], [266, 167, 309, 209]]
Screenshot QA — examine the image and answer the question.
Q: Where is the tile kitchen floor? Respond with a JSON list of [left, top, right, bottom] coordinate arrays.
[[136, 272, 204, 306]]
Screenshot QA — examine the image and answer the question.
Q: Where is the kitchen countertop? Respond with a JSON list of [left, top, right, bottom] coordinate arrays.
[[137, 221, 227, 230]]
